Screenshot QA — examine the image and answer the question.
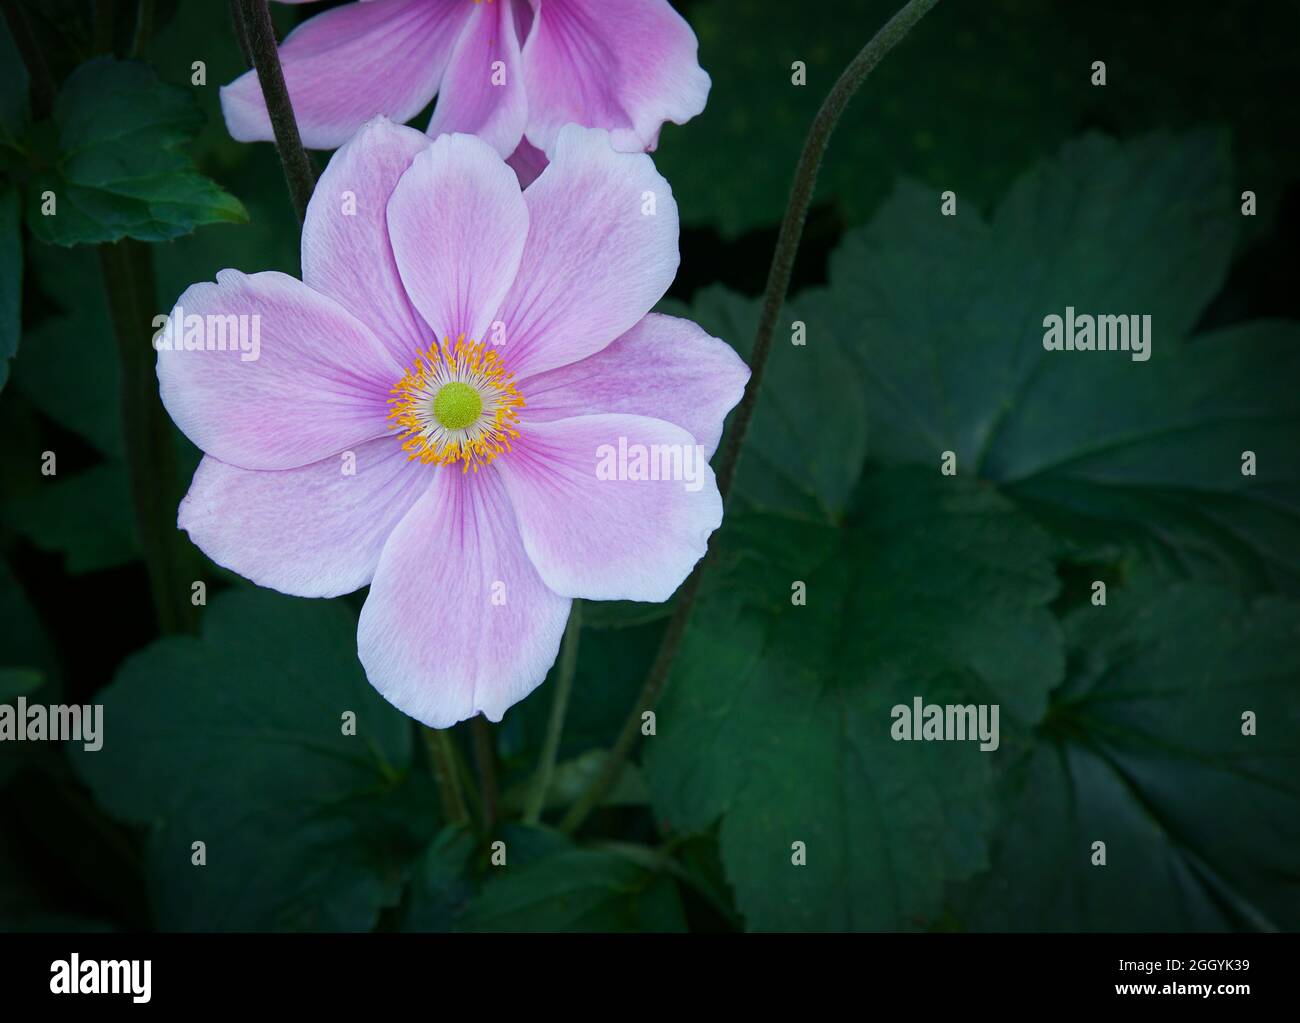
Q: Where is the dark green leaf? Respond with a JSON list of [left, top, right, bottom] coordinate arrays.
[[0, 558, 58, 786], [16, 243, 122, 456], [827, 130, 1300, 592], [460, 845, 686, 933], [646, 468, 1063, 929], [27, 58, 246, 246], [140, 5, 304, 299], [6, 244, 204, 574], [0, 667, 43, 701], [956, 576, 1300, 931], [3, 461, 138, 573], [665, 285, 868, 521], [405, 821, 591, 932], [72, 589, 437, 931], [399, 826, 477, 933]]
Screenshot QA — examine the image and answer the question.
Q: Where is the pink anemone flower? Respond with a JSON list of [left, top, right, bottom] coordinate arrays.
[[157, 119, 748, 727], [221, 0, 711, 183]]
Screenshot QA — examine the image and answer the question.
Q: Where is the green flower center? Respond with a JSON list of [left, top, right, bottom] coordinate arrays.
[[432, 381, 483, 430]]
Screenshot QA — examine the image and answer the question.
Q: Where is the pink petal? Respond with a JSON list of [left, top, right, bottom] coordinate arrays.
[[496, 414, 721, 602], [220, 0, 468, 150], [386, 132, 529, 347], [156, 270, 401, 470], [178, 437, 430, 598], [426, 0, 527, 158], [496, 125, 679, 378], [302, 117, 433, 366], [357, 469, 570, 727], [522, 0, 710, 156], [520, 313, 749, 459]]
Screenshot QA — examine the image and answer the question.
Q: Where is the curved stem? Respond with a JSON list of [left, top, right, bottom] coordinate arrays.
[[523, 601, 582, 824], [717, 0, 941, 504], [232, 0, 315, 222], [559, 0, 941, 835]]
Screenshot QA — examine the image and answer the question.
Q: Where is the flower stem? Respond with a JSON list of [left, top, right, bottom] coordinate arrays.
[[99, 240, 199, 635], [470, 717, 499, 832], [421, 726, 469, 828], [231, 0, 315, 222], [558, 0, 941, 835], [718, 0, 941, 503], [522, 601, 582, 825], [557, 571, 702, 834]]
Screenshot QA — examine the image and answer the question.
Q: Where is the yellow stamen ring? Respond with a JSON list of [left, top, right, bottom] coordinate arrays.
[[387, 335, 524, 473]]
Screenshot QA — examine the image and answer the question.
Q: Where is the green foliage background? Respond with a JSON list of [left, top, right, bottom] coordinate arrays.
[[1, 0, 1298, 932]]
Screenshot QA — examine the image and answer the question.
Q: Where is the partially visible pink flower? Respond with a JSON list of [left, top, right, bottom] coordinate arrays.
[[221, 0, 711, 174], [157, 119, 747, 727]]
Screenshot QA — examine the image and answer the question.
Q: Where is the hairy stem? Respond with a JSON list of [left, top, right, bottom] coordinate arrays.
[[559, 0, 941, 835], [231, 0, 315, 222], [523, 602, 582, 825], [421, 726, 468, 828], [99, 241, 200, 635], [718, 0, 941, 503]]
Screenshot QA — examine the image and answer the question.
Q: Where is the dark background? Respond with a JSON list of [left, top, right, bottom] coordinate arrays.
[[1, 0, 1298, 932]]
